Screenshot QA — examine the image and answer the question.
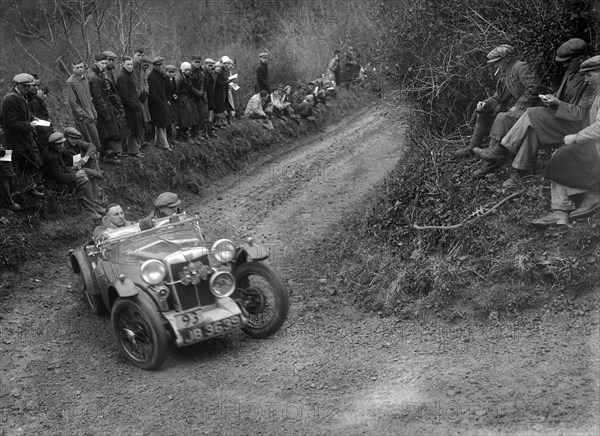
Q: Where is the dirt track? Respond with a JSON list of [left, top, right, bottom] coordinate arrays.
[[1, 109, 599, 435]]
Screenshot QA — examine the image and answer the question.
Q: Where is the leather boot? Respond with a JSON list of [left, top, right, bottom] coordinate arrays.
[[454, 113, 491, 158], [472, 160, 503, 178], [473, 139, 508, 162]]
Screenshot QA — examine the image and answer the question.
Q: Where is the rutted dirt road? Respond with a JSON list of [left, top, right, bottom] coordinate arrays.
[[1, 109, 599, 435]]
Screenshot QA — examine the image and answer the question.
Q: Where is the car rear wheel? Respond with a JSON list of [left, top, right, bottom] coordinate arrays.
[[111, 296, 167, 371], [233, 262, 289, 339]]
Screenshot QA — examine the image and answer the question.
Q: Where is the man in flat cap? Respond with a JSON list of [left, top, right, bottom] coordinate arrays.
[[190, 55, 210, 141], [66, 59, 102, 152], [474, 38, 594, 186], [165, 65, 178, 139], [132, 48, 151, 146], [256, 52, 270, 93], [455, 44, 546, 163], [102, 50, 119, 86], [138, 192, 182, 230], [42, 132, 105, 219], [1, 73, 45, 198], [531, 55, 600, 226], [116, 56, 144, 157], [147, 56, 173, 151], [88, 53, 124, 164]]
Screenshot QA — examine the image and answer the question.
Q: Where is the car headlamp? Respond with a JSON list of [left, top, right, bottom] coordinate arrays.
[[211, 239, 235, 263], [140, 259, 167, 285], [209, 271, 235, 297]]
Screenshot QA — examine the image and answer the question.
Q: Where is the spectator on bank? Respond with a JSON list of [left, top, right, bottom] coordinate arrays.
[[61, 127, 101, 172], [165, 65, 178, 140], [42, 132, 105, 219], [26, 77, 53, 149], [345, 46, 360, 89], [473, 38, 594, 187], [212, 61, 229, 128], [132, 48, 151, 146], [270, 86, 295, 119], [61, 127, 106, 206], [174, 62, 200, 141], [467, 45, 546, 177], [327, 50, 341, 87], [88, 53, 124, 163], [203, 58, 217, 137], [103, 50, 119, 87], [222, 56, 237, 124], [0, 134, 20, 211], [290, 85, 315, 120], [1, 73, 44, 198], [245, 90, 273, 130], [256, 52, 270, 93], [531, 56, 600, 227], [66, 59, 101, 150], [190, 55, 210, 140], [147, 56, 173, 151], [116, 56, 144, 158]]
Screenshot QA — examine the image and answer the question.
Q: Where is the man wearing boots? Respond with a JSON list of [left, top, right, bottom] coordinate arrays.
[[1, 73, 45, 199], [455, 45, 545, 176], [531, 55, 600, 226], [42, 132, 105, 219], [472, 39, 594, 186]]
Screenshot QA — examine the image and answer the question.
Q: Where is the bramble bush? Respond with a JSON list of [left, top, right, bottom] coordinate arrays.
[[323, 0, 600, 318]]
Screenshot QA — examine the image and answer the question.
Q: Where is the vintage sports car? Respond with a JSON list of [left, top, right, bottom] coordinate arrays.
[[69, 213, 289, 370]]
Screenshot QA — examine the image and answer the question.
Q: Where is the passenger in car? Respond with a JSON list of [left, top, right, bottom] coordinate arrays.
[[93, 203, 135, 241], [138, 192, 182, 230]]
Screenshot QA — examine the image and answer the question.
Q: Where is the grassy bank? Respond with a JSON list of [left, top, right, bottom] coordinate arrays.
[[314, 113, 600, 320], [0, 87, 371, 272]]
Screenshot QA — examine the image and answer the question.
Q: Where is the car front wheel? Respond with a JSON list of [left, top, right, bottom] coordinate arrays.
[[233, 262, 289, 339], [111, 296, 168, 371]]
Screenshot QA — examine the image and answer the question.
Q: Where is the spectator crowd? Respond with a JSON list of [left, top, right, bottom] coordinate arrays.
[[0, 47, 359, 217]]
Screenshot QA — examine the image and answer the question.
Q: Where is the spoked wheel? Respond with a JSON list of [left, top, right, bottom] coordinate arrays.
[[233, 262, 289, 338], [111, 297, 167, 371]]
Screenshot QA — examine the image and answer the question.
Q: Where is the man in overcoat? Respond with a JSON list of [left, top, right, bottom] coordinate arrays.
[[147, 57, 172, 151], [66, 60, 101, 149], [531, 56, 600, 226], [255, 52, 270, 93], [88, 53, 123, 163], [116, 57, 143, 157], [1, 73, 44, 197]]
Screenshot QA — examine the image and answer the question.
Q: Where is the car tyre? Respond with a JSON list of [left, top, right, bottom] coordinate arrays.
[[111, 296, 168, 371], [233, 262, 289, 339]]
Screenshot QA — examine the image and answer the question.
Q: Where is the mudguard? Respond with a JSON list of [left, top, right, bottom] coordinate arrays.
[[113, 275, 138, 298], [236, 242, 269, 263]]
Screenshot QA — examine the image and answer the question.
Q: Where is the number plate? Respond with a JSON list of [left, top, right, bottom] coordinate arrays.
[[175, 309, 207, 330], [179, 315, 241, 345]]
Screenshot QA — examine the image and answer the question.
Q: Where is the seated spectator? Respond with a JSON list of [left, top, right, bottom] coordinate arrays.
[[454, 45, 545, 160], [291, 86, 315, 120], [270, 86, 295, 119], [61, 127, 106, 205], [531, 56, 600, 227], [42, 132, 105, 219], [472, 38, 594, 187], [0, 132, 20, 211], [93, 203, 135, 242], [245, 91, 273, 130]]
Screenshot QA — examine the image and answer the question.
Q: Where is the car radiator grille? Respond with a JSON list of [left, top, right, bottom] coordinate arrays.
[[168, 256, 215, 311]]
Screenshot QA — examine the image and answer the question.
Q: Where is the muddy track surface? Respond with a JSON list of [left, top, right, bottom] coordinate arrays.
[[1, 109, 599, 435]]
